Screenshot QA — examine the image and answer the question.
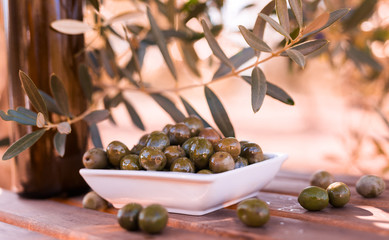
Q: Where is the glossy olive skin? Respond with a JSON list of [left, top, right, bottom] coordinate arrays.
[[117, 203, 143, 231], [215, 137, 241, 159], [181, 137, 201, 156], [82, 148, 108, 169], [235, 156, 249, 169], [189, 138, 214, 170], [106, 141, 130, 167], [145, 131, 170, 150], [138, 134, 150, 146], [120, 154, 141, 170], [139, 147, 167, 171], [326, 182, 350, 207], [170, 157, 195, 173], [240, 143, 264, 164], [198, 128, 221, 147], [237, 198, 270, 227], [298, 186, 329, 211], [139, 204, 168, 234], [197, 169, 213, 174], [162, 124, 173, 135], [130, 144, 144, 155], [310, 170, 335, 189], [209, 151, 235, 173], [356, 175, 386, 198], [168, 123, 191, 145], [239, 140, 249, 149], [164, 145, 186, 169], [183, 115, 204, 137], [82, 191, 108, 210]]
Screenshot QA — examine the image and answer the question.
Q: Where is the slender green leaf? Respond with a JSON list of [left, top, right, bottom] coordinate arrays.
[[110, 92, 123, 108], [259, 13, 292, 40], [280, 39, 328, 56], [123, 98, 145, 131], [180, 42, 201, 77], [342, 0, 377, 32], [103, 96, 117, 125], [200, 19, 234, 69], [0, 137, 9, 147], [19, 71, 48, 119], [180, 96, 211, 128], [212, 47, 255, 80], [100, 46, 116, 78], [50, 74, 70, 117], [147, 7, 177, 80], [54, 132, 66, 157], [289, 0, 303, 28], [286, 49, 305, 68], [238, 25, 272, 52], [78, 64, 93, 102], [2, 129, 46, 160], [204, 86, 235, 138], [83, 110, 110, 125], [150, 93, 186, 123], [302, 9, 349, 38], [167, 0, 176, 26], [242, 76, 294, 105], [0, 109, 37, 126], [16, 107, 37, 119], [103, 11, 142, 26], [276, 0, 290, 34], [253, 0, 275, 56], [88, 0, 99, 11], [89, 124, 103, 148], [38, 90, 63, 115], [251, 67, 267, 113], [301, 12, 329, 37]]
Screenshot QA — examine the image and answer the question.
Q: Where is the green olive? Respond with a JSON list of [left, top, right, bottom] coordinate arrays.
[[138, 134, 150, 146], [168, 123, 191, 145], [189, 138, 214, 170], [298, 186, 329, 211], [139, 147, 167, 171], [120, 154, 141, 170], [130, 144, 144, 155], [237, 198, 270, 227], [139, 204, 168, 234], [209, 151, 235, 173], [240, 143, 264, 164], [170, 157, 195, 173], [162, 124, 173, 135], [82, 148, 108, 169], [215, 137, 241, 159], [235, 156, 249, 169], [310, 170, 335, 189], [82, 191, 108, 210], [239, 140, 249, 149], [163, 145, 186, 169], [356, 175, 386, 198], [117, 203, 143, 231], [106, 141, 130, 167], [181, 137, 201, 156], [183, 115, 204, 137], [198, 127, 221, 147], [326, 182, 350, 207], [146, 131, 170, 150], [197, 169, 213, 174]]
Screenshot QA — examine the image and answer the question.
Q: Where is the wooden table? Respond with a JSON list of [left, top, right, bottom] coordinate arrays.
[[0, 170, 388, 239]]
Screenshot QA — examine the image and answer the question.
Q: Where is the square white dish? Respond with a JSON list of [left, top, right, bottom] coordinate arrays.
[[79, 152, 287, 215]]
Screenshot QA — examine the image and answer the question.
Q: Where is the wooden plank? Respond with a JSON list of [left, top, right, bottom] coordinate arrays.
[[0, 221, 55, 240], [0, 190, 230, 240]]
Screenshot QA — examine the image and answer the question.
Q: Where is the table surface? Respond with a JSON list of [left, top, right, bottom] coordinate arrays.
[[0, 170, 388, 240]]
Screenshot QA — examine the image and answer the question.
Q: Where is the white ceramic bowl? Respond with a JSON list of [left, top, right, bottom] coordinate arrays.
[[79, 152, 287, 215]]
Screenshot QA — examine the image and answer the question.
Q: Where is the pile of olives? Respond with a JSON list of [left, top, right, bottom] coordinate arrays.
[[82, 115, 266, 174]]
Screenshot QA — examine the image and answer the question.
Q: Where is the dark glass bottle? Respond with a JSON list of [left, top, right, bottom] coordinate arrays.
[[0, 0, 89, 198]]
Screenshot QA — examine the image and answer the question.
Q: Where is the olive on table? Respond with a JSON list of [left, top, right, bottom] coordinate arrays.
[[170, 157, 195, 173], [310, 170, 335, 189], [326, 182, 350, 208], [209, 151, 235, 173], [139, 147, 167, 171], [356, 175, 386, 198], [237, 198, 270, 227], [215, 137, 241, 159], [120, 154, 141, 170], [138, 204, 168, 234], [182, 115, 204, 137], [164, 145, 186, 169], [298, 186, 329, 211], [117, 203, 143, 231], [240, 143, 264, 164], [82, 191, 108, 210], [189, 138, 214, 170], [198, 127, 221, 147], [106, 141, 130, 168], [145, 131, 170, 150], [168, 123, 191, 145], [235, 156, 249, 169], [82, 148, 108, 169]]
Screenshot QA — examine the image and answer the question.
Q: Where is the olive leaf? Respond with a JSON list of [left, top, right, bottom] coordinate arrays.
[[301, 12, 329, 37], [103, 11, 142, 26], [342, 0, 377, 32], [50, 19, 93, 35], [83, 110, 110, 125], [87, 0, 99, 11], [238, 25, 272, 53], [150, 93, 186, 123], [289, 0, 303, 28], [78, 64, 93, 102], [2, 129, 46, 160], [0, 109, 37, 126], [57, 122, 71, 135], [36, 112, 46, 128], [146, 7, 177, 80], [251, 67, 267, 113], [302, 9, 349, 38], [38, 90, 63, 115], [280, 39, 328, 56], [275, 0, 290, 34], [258, 13, 292, 41], [253, 0, 275, 56], [180, 96, 211, 128], [16, 107, 37, 119], [89, 124, 103, 148], [200, 19, 234, 70], [19, 71, 48, 119], [50, 74, 70, 117], [54, 132, 66, 157], [204, 86, 235, 138], [285, 49, 305, 68], [180, 42, 201, 77], [123, 98, 145, 131]]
